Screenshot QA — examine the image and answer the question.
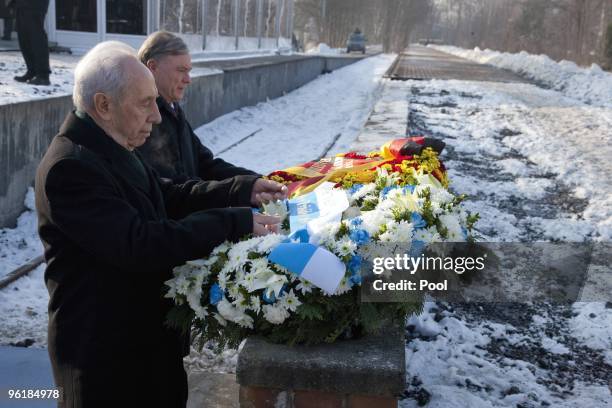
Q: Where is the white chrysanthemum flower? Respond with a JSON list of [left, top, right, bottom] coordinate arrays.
[[439, 214, 466, 242], [256, 233, 284, 254], [350, 183, 377, 203], [262, 304, 290, 325], [227, 284, 241, 299], [235, 314, 254, 329], [227, 246, 248, 271], [249, 258, 272, 275], [430, 201, 444, 216], [174, 275, 191, 296], [279, 289, 301, 312], [359, 242, 388, 261], [334, 237, 357, 257], [263, 273, 288, 298], [361, 208, 391, 236], [212, 241, 231, 255], [217, 269, 229, 290], [232, 292, 249, 311], [192, 303, 208, 320], [415, 172, 443, 189], [296, 279, 313, 294], [216, 298, 237, 321], [213, 313, 227, 327], [164, 279, 177, 299], [334, 276, 353, 295], [414, 226, 441, 243], [240, 271, 256, 290], [249, 296, 261, 313], [217, 298, 254, 328], [391, 190, 420, 213], [376, 196, 396, 212], [312, 222, 341, 247], [395, 220, 414, 242], [378, 222, 396, 242], [186, 285, 203, 311], [431, 188, 454, 205]]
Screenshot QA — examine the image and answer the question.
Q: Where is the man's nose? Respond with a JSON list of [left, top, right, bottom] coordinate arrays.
[[150, 102, 162, 124], [183, 72, 191, 84]]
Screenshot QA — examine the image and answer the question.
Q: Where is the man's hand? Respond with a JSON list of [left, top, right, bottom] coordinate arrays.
[[250, 178, 288, 207], [252, 213, 280, 236]]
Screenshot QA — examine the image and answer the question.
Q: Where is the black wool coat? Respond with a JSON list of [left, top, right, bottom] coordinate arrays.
[[35, 112, 257, 408], [137, 97, 259, 184]]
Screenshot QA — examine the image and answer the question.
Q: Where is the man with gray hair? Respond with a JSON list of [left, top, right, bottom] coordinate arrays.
[[137, 30, 287, 205], [35, 41, 278, 408]]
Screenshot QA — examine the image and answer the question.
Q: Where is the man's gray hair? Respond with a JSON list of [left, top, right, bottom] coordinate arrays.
[[138, 31, 189, 64], [73, 41, 138, 112]]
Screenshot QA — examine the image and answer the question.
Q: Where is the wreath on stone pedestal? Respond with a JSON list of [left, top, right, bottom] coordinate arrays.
[[165, 138, 479, 348]]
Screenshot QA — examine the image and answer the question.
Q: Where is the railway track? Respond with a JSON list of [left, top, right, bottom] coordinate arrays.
[[384, 45, 530, 84], [0, 255, 44, 289]]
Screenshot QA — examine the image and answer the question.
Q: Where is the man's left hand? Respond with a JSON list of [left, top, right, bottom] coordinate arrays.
[[251, 178, 288, 206]]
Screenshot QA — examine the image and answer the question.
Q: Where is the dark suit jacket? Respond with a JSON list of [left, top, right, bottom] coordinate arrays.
[[35, 112, 257, 408], [137, 97, 259, 183]]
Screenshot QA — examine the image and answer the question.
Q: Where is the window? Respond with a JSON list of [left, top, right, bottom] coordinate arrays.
[[56, 0, 97, 32], [106, 0, 147, 35]]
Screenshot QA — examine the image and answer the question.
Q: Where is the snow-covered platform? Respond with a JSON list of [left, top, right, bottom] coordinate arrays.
[[386, 45, 531, 84]]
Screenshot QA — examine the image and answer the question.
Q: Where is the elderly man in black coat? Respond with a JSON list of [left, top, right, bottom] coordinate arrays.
[[35, 41, 278, 408], [136, 31, 287, 205]]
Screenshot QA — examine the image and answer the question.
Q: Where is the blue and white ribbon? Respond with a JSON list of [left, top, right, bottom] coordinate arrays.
[[268, 242, 346, 295]]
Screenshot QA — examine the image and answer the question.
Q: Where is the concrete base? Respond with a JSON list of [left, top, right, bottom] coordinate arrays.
[[188, 372, 240, 408], [236, 326, 405, 407]]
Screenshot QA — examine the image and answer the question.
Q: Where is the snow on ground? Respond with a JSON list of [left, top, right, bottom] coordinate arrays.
[[402, 301, 611, 407], [403, 78, 612, 241], [0, 189, 43, 278], [0, 50, 257, 106], [389, 73, 611, 406], [195, 53, 395, 174], [0, 52, 77, 105], [432, 45, 612, 109], [305, 43, 343, 55], [0, 48, 610, 406]]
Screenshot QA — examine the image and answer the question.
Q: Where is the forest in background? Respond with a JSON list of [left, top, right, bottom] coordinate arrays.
[[294, 0, 612, 68]]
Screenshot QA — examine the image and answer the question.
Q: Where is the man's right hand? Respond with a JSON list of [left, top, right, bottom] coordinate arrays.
[[253, 213, 280, 236]]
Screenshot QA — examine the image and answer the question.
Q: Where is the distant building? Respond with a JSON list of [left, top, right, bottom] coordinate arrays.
[[45, 0, 293, 54]]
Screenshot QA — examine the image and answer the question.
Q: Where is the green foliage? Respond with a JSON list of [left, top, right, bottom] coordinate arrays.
[[392, 207, 412, 222], [165, 305, 194, 335], [296, 302, 325, 321], [336, 221, 350, 239], [361, 197, 379, 211]]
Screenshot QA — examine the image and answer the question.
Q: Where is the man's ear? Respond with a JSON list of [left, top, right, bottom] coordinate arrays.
[[145, 59, 157, 72], [93, 93, 112, 121]]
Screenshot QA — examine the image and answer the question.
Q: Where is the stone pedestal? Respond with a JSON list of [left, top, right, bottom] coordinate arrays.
[[236, 327, 405, 408]]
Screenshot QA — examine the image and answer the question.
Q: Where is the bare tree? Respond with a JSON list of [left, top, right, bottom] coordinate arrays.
[[294, 0, 432, 52], [415, 0, 612, 68]]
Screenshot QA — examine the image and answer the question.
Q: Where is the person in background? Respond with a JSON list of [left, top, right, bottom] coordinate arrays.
[[137, 31, 287, 204], [0, 0, 14, 40], [13, 0, 51, 85], [35, 41, 279, 408]]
